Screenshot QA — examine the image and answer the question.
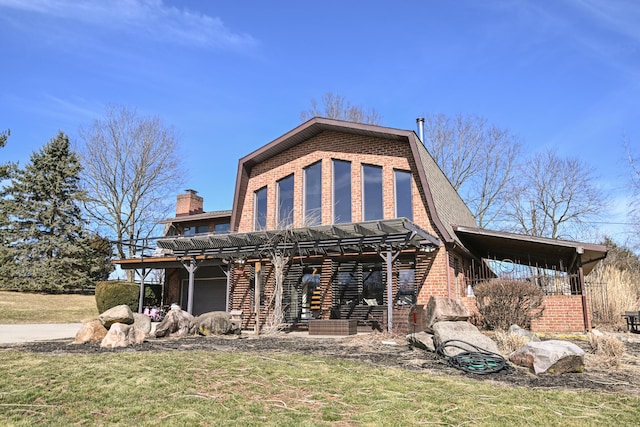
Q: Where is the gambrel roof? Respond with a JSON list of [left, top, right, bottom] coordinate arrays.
[[230, 117, 476, 246]]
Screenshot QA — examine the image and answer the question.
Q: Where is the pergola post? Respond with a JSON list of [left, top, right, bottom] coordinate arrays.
[[181, 257, 200, 315], [380, 245, 401, 333], [223, 262, 231, 312], [137, 268, 148, 314], [254, 262, 262, 335]]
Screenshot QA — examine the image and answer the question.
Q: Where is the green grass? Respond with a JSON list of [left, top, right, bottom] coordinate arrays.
[[0, 350, 638, 426], [0, 291, 99, 323]]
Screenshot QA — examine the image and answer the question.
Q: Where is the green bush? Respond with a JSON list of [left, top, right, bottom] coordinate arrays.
[[473, 280, 545, 330], [94, 281, 140, 314]]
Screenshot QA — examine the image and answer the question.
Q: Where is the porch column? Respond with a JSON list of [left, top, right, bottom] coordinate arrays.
[[578, 261, 591, 332]]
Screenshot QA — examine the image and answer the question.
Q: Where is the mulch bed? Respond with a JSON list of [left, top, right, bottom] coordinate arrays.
[[3, 332, 640, 396]]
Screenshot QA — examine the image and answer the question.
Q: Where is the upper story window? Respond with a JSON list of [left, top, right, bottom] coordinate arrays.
[[394, 169, 413, 220], [277, 174, 294, 228], [183, 225, 209, 236], [214, 222, 230, 234], [332, 159, 352, 224], [254, 186, 268, 230], [363, 164, 383, 221], [304, 162, 322, 226]]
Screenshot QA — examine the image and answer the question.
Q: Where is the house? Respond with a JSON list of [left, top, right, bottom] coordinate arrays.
[[115, 117, 607, 333]]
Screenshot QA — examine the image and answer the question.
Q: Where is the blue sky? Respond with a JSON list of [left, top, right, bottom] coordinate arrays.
[[1, 0, 639, 244]]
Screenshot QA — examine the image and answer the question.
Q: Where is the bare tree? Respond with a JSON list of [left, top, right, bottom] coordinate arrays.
[[300, 92, 382, 125], [625, 136, 640, 242], [505, 149, 606, 240], [422, 113, 521, 227], [78, 105, 184, 259]]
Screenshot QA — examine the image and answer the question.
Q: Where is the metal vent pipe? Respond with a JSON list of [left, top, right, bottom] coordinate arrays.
[[416, 117, 425, 142]]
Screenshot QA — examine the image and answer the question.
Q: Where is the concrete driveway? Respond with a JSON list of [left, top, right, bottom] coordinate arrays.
[[0, 323, 81, 344]]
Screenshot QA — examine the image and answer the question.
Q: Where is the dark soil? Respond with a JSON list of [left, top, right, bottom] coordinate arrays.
[[3, 332, 640, 396]]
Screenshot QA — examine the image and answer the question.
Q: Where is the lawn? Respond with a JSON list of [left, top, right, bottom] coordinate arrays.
[[1, 292, 639, 425], [0, 291, 99, 323], [0, 349, 639, 426]]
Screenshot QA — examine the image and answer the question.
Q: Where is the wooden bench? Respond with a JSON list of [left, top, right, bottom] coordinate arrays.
[[623, 311, 640, 333], [334, 305, 387, 333], [308, 319, 358, 336]]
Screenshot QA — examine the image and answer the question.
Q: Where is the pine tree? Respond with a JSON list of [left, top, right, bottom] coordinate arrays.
[[0, 132, 94, 292]]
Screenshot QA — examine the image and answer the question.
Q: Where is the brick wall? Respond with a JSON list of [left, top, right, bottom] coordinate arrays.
[[460, 294, 589, 333], [235, 130, 437, 237], [530, 295, 589, 333]]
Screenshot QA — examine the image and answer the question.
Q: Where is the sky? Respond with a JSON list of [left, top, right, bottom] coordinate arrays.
[[1, 0, 639, 245]]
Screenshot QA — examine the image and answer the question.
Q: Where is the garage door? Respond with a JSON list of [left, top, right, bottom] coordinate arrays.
[[180, 278, 227, 316]]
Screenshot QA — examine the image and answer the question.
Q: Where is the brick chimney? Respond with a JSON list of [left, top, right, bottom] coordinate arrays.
[[176, 189, 204, 217]]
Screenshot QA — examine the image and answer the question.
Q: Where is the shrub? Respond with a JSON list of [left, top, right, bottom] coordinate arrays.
[[587, 333, 625, 367], [473, 280, 545, 331], [94, 281, 140, 314], [493, 331, 532, 354]]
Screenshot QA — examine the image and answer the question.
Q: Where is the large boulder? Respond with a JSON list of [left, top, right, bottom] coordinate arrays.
[[432, 321, 500, 357], [190, 311, 241, 336], [508, 324, 540, 342], [99, 304, 134, 329], [424, 297, 470, 332], [100, 323, 146, 348], [73, 319, 108, 344], [154, 307, 194, 338], [407, 331, 436, 352], [133, 313, 152, 335], [509, 340, 585, 374]]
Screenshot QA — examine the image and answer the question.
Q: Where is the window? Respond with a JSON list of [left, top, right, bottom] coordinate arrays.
[[300, 266, 321, 320], [183, 225, 209, 236], [304, 162, 322, 226], [363, 164, 383, 221], [363, 263, 384, 305], [332, 160, 351, 223], [254, 186, 268, 230], [277, 174, 294, 227], [214, 222, 230, 234], [394, 169, 413, 220], [398, 260, 416, 305]]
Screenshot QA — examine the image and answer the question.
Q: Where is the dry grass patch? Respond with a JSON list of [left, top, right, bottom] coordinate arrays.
[[587, 333, 625, 368], [0, 291, 98, 323], [493, 331, 533, 354]]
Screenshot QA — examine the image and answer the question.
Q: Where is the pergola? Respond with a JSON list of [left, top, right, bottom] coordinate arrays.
[[149, 218, 442, 331]]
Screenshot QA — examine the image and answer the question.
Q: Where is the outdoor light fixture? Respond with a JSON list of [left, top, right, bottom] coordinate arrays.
[[234, 258, 246, 272]]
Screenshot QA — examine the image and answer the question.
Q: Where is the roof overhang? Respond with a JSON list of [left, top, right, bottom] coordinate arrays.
[[149, 218, 441, 261], [453, 225, 607, 275], [159, 210, 232, 225]]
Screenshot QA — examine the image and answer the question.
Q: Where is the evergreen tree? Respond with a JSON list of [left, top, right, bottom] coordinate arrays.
[[0, 132, 92, 292], [0, 129, 11, 179], [0, 129, 15, 286]]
